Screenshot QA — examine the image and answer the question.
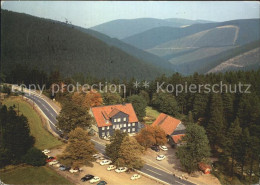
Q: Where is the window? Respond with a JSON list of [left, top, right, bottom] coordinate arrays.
[[124, 123, 126, 127], [102, 127, 105, 130], [102, 132, 105, 136], [114, 119, 117, 122], [117, 118, 121, 122], [132, 123, 135, 126], [123, 117, 126, 121], [132, 128, 136, 132], [113, 125, 115, 129], [128, 123, 131, 127], [128, 128, 131, 133], [123, 129, 126, 132], [119, 124, 122, 128]]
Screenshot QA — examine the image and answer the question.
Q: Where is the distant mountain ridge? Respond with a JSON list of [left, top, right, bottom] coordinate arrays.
[[90, 18, 214, 39], [123, 19, 260, 50], [122, 18, 260, 74]]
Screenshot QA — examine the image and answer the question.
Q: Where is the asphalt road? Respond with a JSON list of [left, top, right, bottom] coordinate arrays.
[[23, 93, 195, 185]]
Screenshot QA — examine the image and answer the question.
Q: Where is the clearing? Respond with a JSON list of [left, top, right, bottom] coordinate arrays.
[[0, 165, 71, 184], [3, 96, 63, 150], [144, 106, 160, 124]]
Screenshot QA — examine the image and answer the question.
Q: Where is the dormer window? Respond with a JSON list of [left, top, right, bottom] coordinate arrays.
[[106, 120, 109, 124]]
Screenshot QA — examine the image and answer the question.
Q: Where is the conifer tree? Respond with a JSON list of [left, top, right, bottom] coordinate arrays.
[[176, 124, 211, 174], [206, 93, 225, 148]]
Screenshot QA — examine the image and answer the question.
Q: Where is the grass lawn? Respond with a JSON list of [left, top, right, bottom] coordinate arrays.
[[144, 106, 160, 124], [0, 166, 71, 184], [3, 96, 63, 150]]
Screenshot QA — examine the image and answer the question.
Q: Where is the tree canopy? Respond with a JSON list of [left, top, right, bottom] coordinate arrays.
[[58, 127, 97, 168], [176, 123, 211, 174]]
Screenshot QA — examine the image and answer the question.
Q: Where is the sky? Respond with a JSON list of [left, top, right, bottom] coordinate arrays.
[[2, 1, 260, 28]]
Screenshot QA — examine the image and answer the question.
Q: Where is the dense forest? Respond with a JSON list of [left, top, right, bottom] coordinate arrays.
[[1, 10, 163, 80], [3, 65, 260, 184]]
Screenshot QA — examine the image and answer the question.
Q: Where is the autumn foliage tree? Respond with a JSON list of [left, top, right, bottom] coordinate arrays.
[[58, 127, 97, 168], [115, 136, 144, 170], [85, 90, 103, 108], [135, 125, 167, 149], [72, 90, 103, 109]]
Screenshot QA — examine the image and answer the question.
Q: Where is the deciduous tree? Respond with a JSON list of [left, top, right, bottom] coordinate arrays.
[[58, 127, 96, 168], [135, 125, 167, 149], [105, 130, 127, 163], [57, 102, 93, 134], [127, 95, 147, 121], [151, 92, 178, 116], [102, 92, 122, 105], [115, 136, 144, 169]]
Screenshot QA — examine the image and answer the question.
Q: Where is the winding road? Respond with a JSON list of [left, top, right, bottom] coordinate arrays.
[[22, 90, 195, 185]]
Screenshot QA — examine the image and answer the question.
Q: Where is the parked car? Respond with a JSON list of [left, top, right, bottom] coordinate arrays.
[[100, 160, 112, 166], [115, 167, 128, 173], [104, 136, 110, 141], [81, 174, 94, 182], [159, 145, 168, 151], [46, 156, 56, 163], [107, 165, 116, 171], [59, 165, 71, 171], [151, 145, 160, 152], [93, 154, 102, 159], [131, 174, 141, 180], [54, 163, 61, 168], [69, 168, 79, 173], [156, 155, 166, 161], [48, 160, 59, 165], [42, 149, 50, 155], [97, 181, 107, 185], [90, 176, 100, 184], [96, 157, 105, 163]]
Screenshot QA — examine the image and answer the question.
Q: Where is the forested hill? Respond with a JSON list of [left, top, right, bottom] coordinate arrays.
[[1, 10, 163, 80]]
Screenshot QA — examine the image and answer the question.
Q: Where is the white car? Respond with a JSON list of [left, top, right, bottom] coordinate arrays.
[[96, 157, 105, 163], [131, 174, 141, 180], [100, 159, 112, 165], [90, 176, 100, 184], [159, 146, 168, 151], [48, 160, 59, 165], [107, 165, 116, 171], [69, 168, 79, 173], [115, 167, 128, 173], [42, 149, 50, 155], [93, 154, 100, 158], [54, 163, 61, 168], [156, 155, 166, 161]]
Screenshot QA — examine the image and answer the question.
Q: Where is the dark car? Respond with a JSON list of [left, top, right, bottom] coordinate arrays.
[[81, 174, 94, 182], [59, 165, 71, 171], [97, 181, 107, 185], [151, 145, 160, 152], [46, 156, 56, 162]]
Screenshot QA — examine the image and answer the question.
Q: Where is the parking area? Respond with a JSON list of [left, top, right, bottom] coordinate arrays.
[[144, 144, 221, 185], [47, 146, 161, 185]]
